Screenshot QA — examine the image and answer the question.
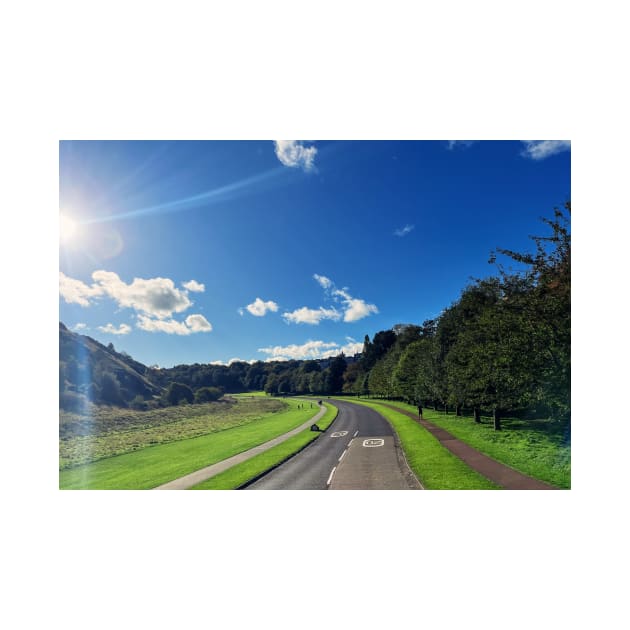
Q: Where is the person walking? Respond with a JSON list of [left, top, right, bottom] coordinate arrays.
[[417, 402, 423, 418]]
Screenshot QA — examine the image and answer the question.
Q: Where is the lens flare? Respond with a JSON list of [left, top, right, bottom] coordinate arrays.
[[60, 213, 78, 242]]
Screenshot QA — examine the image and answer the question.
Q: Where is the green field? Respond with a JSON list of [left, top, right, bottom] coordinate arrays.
[[191, 402, 339, 489], [334, 398, 499, 489], [59, 395, 288, 469], [59, 397, 320, 489], [364, 399, 570, 488]]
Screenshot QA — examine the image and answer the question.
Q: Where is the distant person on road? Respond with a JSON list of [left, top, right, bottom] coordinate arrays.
[[417, 403, 423, 418]]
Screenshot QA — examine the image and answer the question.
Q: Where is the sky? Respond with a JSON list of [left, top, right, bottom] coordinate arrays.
[[59, 140, 570, 367]]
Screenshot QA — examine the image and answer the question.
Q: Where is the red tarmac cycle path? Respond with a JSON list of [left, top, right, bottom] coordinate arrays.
[[376, 402, 557, 490]]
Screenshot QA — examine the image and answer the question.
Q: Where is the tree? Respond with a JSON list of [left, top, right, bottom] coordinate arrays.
[[342, 362, 363, 393], [194, 386, 223, 403], [165, 382, 194, 406], [97, 370, 124, 405], [324, 354, 347, 394], [490, 202, 571, 419], [392, 340, 424, 403], [264, 373, 279, 395]]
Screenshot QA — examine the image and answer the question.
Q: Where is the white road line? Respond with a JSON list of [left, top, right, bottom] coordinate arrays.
[[348, 438, 354, 447], [338, 449, 347, 462], [353, 430, 358, 437], [327, 467, 337, 486]]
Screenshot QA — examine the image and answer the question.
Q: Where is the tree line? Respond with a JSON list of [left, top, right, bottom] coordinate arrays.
[[248, 203, 571, 429]]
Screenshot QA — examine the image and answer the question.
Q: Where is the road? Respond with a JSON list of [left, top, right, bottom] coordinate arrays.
[[246, 399, 420, 490]]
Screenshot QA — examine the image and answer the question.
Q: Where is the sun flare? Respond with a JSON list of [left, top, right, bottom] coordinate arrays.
[[59, 213, 78, 242]]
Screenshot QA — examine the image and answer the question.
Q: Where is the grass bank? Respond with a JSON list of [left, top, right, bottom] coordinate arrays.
[[59, 395, 285, 469], [59, 398, 320, 489], [334, 398, 499, 489], [364, 399, 570, 488], [191, 402, 338, 489]]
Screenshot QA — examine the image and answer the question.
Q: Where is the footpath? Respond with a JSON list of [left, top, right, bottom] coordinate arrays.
[[377, 403, 557, 490], [154, 401, 327, 490]]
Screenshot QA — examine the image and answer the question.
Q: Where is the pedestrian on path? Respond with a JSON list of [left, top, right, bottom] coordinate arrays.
[[417, 403, 423, 418]]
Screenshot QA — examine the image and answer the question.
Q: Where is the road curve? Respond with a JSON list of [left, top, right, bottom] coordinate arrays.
[[246, 399, 420, 490]]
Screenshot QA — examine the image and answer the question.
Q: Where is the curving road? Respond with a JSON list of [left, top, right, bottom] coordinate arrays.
[[246, 399, 420, 490]]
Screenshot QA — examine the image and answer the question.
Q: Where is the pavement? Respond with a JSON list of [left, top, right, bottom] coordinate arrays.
[[376, 402, 557, 489]]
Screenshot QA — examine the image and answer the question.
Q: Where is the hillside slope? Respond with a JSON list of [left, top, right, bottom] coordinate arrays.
[[59, 322, 163, 408]]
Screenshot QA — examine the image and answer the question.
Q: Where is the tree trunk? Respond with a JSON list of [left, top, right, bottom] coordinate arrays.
[[474, 408, 481, 423], [456, 404, 462, 416], [493, 408, 501, 431]]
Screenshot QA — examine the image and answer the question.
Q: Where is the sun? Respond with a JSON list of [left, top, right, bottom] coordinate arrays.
[[59, 212, 78, 242]]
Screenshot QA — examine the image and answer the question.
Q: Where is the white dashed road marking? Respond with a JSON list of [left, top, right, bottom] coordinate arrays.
[[327, 467, 337, 486]]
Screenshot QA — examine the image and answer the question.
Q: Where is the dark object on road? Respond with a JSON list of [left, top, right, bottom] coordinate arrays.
[[317, 400, 322, 405], [310, 424, 321, 432], [418, 404, 423, 418]]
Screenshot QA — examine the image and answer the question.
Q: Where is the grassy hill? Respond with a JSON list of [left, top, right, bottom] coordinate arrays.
[[59, 322, 163, 409]]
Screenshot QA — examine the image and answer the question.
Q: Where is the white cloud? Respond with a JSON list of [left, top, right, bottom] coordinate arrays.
[[284, 275, 379, 325], [521, 140, 571, 160], [185, 314, 213, 332], [332, 288, 379, 322], [394, 224, 415, 237], [136, 313, 212, 335], [258, 338, 363, 361], [274, 141, 317, 171], [342, 298, 379, 322], [282, 306, 341, 325], [98, 323, 132, 335], [183, 280, 205, 292], [258, 340, 339, 360], [209, 357, 254, 366], [72, 323, 88, 331], [237, 307, 245, 316], [245, 297, 279, 317], [59, 270, 199, 319], [337, 340, 364, 356], [92, 270, 192, 318], [313, 274, 333, 289], [59, 272, 103, 306]]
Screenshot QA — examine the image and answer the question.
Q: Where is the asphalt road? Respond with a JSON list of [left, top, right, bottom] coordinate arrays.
[[246, 399, 419, 490]]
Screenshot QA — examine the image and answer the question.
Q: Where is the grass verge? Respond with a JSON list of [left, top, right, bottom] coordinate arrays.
[[190, 402, 338, 489], [364, 399, 570, 488], [334, 398, 499, 489], [59, 398, 320, 490]]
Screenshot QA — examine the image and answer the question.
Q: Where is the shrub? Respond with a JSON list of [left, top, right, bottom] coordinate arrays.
[[165, 382, 194, 406], [194, 386, 224, 403], [130, 395, 148, 410], [59, 391, 90, 412]]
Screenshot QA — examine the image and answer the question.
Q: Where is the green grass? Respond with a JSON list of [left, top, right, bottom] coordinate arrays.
[[364, 399, 570, 488], [59, 396, 286, 469], [231, 391, 270, 398], [333, 398, 499, 489], [190, 402, 339, 489], [59, 398, 321, 489]]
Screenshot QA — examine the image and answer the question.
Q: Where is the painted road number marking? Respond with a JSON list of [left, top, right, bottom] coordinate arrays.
[[362, 438, 384, 447], [331, 431, 348, 438]]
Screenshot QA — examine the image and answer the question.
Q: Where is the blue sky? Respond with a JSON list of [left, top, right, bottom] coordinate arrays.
[[59, 140, 570, 367]]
